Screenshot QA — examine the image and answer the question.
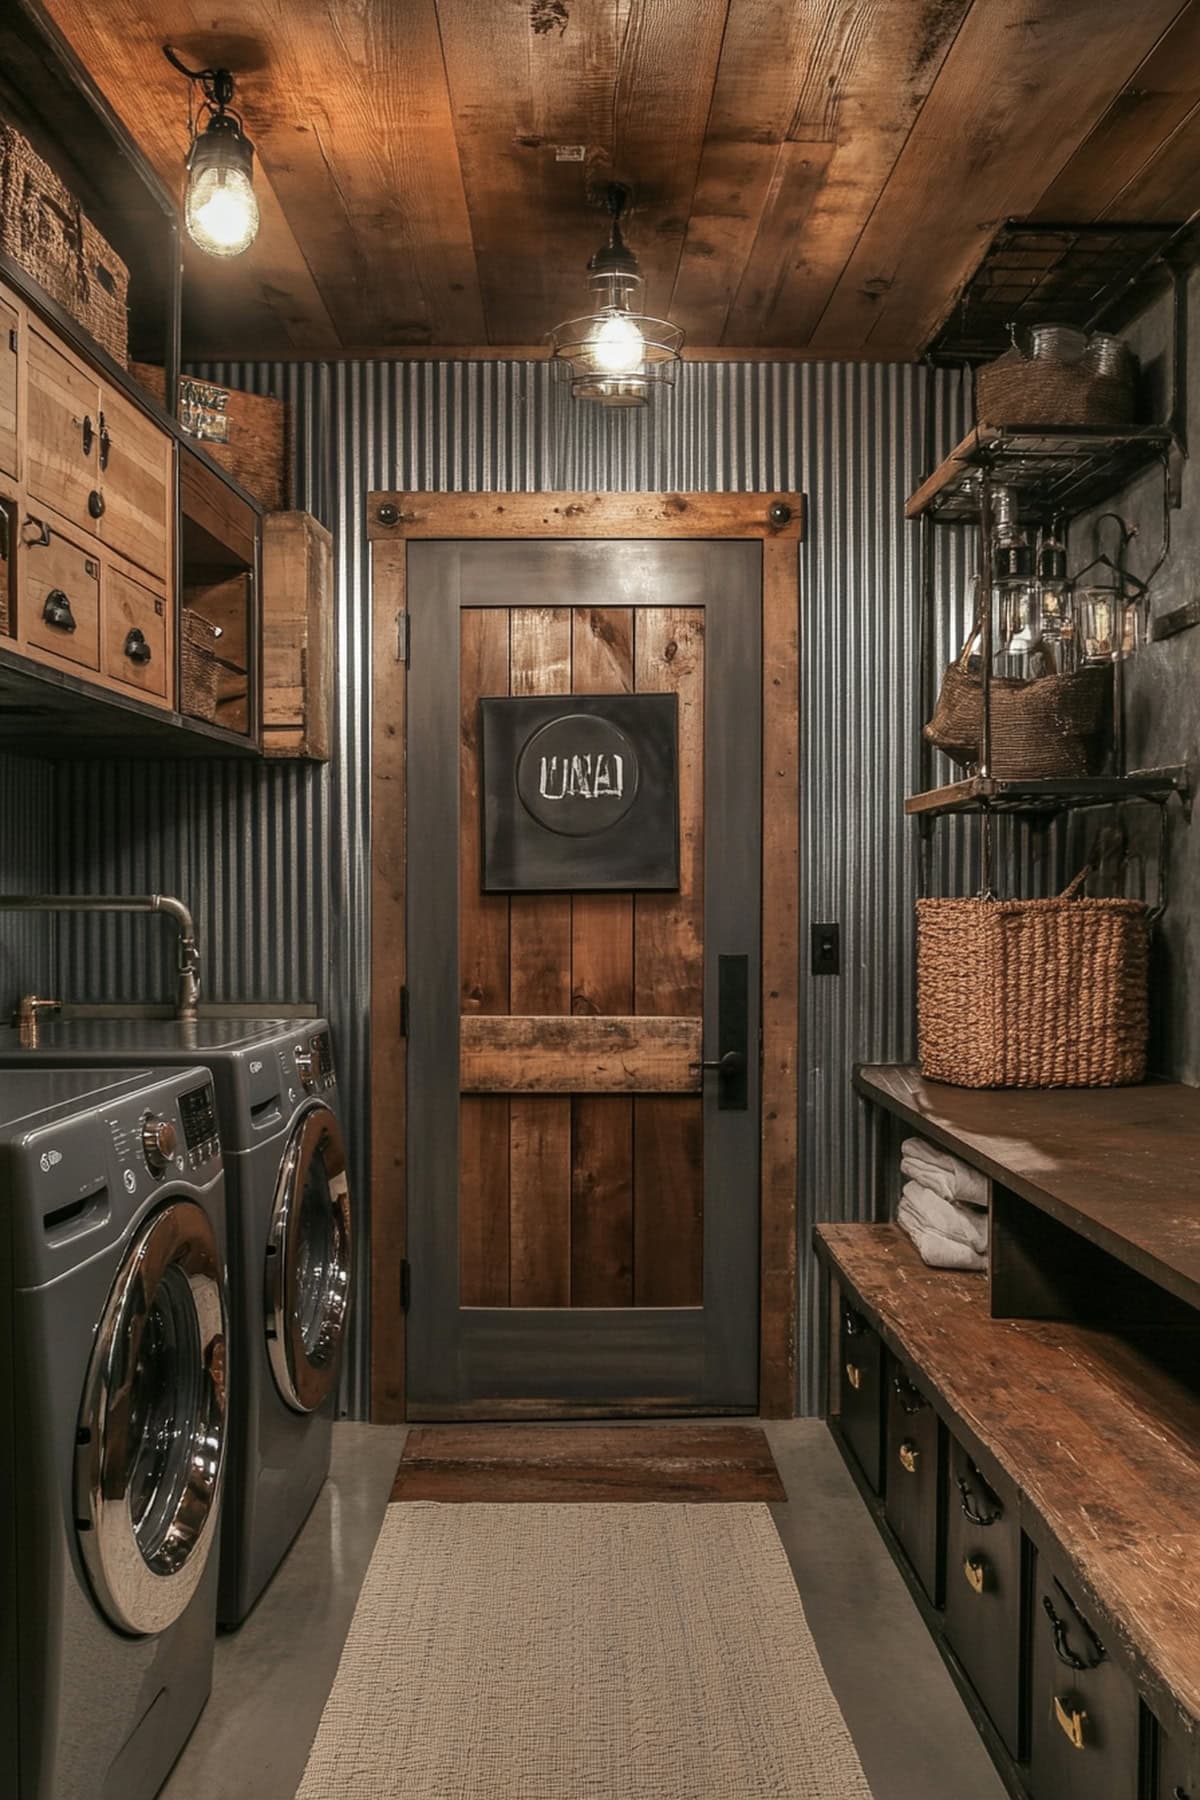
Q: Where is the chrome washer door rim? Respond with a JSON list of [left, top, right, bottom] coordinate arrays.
[[265, 1103, 352, 1413], [76, 1199, 227, 1637]]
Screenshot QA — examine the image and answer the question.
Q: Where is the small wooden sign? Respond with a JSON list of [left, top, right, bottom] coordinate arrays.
[[480, 693, 679, 892]]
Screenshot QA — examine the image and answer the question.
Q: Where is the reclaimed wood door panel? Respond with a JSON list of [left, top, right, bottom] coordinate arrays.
[[409, 538, 761, 1414]]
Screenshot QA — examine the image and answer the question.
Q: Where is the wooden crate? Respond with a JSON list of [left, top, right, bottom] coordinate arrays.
[[261, 511, 333, 760], [131, 363, 291, 510]]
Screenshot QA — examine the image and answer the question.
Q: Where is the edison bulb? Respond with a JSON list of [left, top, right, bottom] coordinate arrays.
[[186, 165, 260, 258], [589, 312, 645, 376]]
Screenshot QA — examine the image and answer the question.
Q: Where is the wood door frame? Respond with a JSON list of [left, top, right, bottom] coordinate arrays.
[[368, 491, 804, 1421]]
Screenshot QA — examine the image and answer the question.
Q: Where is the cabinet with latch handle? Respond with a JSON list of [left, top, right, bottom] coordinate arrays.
[[1029, 1536, 1139, 1799], [943, 1435, 1022, 1758], [836, 1297, 884, 1494], [884, 1355, 943, 1603]]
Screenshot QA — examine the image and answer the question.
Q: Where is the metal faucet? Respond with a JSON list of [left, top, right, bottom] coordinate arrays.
[[0, 894, 202, 1021], [14, 995, 61, 1048]]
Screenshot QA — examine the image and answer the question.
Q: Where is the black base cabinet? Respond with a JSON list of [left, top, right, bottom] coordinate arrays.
[[1157, 1724, 1196, 1800], [838, 1300, 884, 1494], [943, 1436, 1023, 1760], [884, 1356, 943, 1604], [1029, 1539, 1140, 1799]]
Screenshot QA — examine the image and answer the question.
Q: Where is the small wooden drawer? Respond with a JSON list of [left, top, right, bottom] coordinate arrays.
[[838, 1299, 884, 1494], [22, 514, 100, 671], [1029, 1539, 1139, 1799], [943, 1436, 1021, 1756], [103, 562, 169, 702], [884, 1355, 943, 1602]]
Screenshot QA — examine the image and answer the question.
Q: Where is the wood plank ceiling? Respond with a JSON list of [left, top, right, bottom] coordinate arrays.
[[43, 0, 1200, 360]]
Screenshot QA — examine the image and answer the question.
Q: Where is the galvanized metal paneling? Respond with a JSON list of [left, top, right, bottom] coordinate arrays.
[[53, 355, 990, 1417], [0, 753, 57, 1011]]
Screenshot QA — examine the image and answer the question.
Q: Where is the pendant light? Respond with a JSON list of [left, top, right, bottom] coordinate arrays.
[[164, 46, 260, 258], [549, 184, 683, 406]]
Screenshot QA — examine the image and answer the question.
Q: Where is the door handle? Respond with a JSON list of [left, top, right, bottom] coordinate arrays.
[[98, 411, 111, 471], [43, 589, 77, 632], [690, 953, 748, 1110]]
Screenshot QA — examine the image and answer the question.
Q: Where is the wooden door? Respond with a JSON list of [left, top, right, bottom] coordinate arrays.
[[26, 323, 99, 529], [406, 538, 762, 1416], [97, 381, 172, 582]]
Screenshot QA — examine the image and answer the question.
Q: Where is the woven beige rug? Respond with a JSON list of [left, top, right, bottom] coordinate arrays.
[[297, 1502, 872, 1799]]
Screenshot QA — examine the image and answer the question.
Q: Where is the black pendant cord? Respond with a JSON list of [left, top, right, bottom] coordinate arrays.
[[163, 45, 244, 132]]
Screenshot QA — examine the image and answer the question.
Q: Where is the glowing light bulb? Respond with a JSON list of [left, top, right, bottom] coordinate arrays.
[[187, 164, 260, 257], [589, 311, 645, 376]]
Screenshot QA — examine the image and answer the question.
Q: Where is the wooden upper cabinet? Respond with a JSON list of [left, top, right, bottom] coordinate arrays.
[[0, 292, 18, 480], [97, 381, 172, 582], [26, 323, 99, 529]]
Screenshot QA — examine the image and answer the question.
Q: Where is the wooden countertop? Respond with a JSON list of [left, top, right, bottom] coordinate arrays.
[[855, 1063, 1200, 1312], [817, 1222, 1200, 1747]]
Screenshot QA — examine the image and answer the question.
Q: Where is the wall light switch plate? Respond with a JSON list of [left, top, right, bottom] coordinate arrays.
[[811, 922, 841, 976]]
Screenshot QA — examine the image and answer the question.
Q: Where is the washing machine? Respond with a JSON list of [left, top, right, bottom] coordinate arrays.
[[0, 1018, 353, 1627], [0, 1066, 227, 1800]]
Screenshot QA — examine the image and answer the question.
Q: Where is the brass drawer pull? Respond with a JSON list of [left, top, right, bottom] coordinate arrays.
[[42, 589, 76, 633], [1053, 1695, 1087, 1750], [845, 1363, 862, 1391], [963, 1556, 987, 1595], [898, 1440, 919, 1474]]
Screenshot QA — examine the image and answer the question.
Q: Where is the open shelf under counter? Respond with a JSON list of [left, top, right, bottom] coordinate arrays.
[[855, 1063, 1200, 1315], [816, 1221, 1200, 1751], [904, 767, 1189, 818], [905, 421, 1175, 523]]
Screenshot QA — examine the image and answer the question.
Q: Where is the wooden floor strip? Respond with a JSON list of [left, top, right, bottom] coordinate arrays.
[[390, 1424, 785, 1503]]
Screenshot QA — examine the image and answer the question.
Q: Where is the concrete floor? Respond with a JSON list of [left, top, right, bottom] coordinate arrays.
[[163, 1418, 1006, 1800]]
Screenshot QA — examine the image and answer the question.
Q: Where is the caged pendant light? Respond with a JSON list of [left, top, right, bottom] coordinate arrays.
[[164, 46, 261, 259], [549, 184, 684, 406]]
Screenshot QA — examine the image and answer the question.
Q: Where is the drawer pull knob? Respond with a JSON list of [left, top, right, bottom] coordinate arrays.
[[963, 1556, 987, 1595], [82, 414, 94, 456], [87, 489, 105, 520], [1053, 1695, 1087, 1751], [1043, 1582, 1106, 1672], [124, 628, 152, 665], [845, 1363, 862, 1391], [898, 1440, 920, 1474], [42, 589, 76, 633], [957, 1468, 1003, 1527], [892, 1369, 927, 1414]]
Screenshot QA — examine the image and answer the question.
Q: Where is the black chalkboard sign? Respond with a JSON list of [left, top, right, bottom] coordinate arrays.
[[479, 693, 680, 892]]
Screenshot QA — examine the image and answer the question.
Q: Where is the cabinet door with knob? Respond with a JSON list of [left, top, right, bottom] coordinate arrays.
[[1029, 1538, 1139, 1800], [96, 381, 172, 582], [21, 514, 100, 671], [103, 559, 170, 703], [884, 1355, 943, 1602], [943, 1435, 1021, 1756], [26, 324, 99, 531]]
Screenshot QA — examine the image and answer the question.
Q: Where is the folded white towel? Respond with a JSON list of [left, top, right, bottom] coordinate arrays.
[[900, 1136, 988, 1209], [900, 1180, 989, 1254], [897, 1196, 987, 1272]]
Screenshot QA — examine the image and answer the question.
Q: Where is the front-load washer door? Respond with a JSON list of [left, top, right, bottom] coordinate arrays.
[[265, 1102, 352, 1413], [76, 1199, 228, 1636]]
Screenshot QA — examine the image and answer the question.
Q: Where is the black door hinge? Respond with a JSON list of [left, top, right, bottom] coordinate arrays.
[[399, 984, 409, 1038], [400, 1258, 411, 1312]]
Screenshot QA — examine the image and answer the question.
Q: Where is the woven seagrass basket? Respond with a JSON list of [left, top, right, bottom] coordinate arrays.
[[181, 610, 222, 722], [0, 118, 129, 366], [976, 346, 1134, 428], [924, 635, 1112, 778], [916, 871, 1149, 1089]]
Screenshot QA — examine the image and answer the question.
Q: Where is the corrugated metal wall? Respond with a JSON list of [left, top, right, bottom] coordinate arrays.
[[0, 753, 57, 1011], [53, 356, 990, 1416]]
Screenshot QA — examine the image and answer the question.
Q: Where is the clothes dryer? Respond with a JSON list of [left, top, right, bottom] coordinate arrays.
[[0, 1067, 227, 1800], [0, 1019, 352, 1626]]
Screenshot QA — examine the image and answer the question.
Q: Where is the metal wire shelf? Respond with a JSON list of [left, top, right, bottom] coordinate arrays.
[[906, 422, 1174, 524]]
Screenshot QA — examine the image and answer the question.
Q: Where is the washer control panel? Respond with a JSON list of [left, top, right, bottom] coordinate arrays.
[[283, 1030, 337, 1096], [141, 1113, 178, 1175], [178, 1082, 221, 1171]]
